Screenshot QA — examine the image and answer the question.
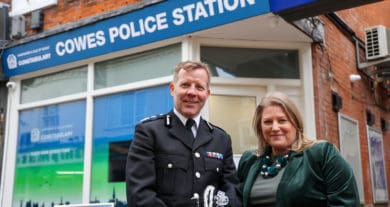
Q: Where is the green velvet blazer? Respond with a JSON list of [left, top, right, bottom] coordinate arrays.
[[237, 141, 360, 207]]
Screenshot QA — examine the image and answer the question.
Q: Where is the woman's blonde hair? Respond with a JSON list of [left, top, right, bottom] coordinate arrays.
[[253, 91, 315, 154]]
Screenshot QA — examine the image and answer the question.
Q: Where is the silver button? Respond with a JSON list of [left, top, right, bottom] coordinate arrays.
[[195, 172, 201, 178], [191, 193, 199, 199], [167, 163, 173, 168], [216, 167, 220, 172], [195, 152, 200, 158]]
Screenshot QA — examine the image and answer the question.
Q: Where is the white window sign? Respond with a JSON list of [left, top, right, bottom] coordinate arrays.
[[10, 0, 57, 16], [338, 113, 365, 203], [367, 126, 388, 203]]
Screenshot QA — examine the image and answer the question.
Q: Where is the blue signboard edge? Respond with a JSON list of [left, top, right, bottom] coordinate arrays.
[[269, 0, 317, 12], [1, 0, 274, 77]]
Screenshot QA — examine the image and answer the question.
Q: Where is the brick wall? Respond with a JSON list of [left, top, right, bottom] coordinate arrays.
[[41, 0, 140, 30], [0, 0, 10, 5], [0, 0, 141, 34], [313, 1, 390, 205]]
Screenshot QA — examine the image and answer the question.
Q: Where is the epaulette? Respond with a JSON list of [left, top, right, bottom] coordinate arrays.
[[140, 114, 165, 123], [204, 120, 214, 131], [140, 114, 172, 127]]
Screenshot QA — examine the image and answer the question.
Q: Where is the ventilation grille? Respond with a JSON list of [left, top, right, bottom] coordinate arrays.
[[365, 25, 390, 60]]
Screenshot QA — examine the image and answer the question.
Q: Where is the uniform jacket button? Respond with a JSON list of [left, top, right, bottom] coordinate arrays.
[[195, 152, 200, 158], [195, 172, 201, 178], [167, 163, 173, 168]]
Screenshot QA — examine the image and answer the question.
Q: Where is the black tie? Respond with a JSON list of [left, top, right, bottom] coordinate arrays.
[[185, 119, 195, 137], [186, 119, 195, 130]]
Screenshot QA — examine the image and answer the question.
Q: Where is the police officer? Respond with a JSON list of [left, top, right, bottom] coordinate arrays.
[[126, 61, 242, 207]]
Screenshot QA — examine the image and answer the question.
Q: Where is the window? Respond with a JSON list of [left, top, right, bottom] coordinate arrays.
[[201, 44, 302, 159], [90, 85, 173, 203], [14, 101, 86, 206], [201, 46, 299, 79], [209, 94, 258, 154], [94, 44, 181, 89], [21, 66, 87, 103]]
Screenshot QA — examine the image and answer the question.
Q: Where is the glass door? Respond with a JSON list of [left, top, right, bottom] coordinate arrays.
[[205, 84, 266, 164]]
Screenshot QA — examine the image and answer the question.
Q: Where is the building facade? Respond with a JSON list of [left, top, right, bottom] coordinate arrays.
[[0, 0, 389, 206]]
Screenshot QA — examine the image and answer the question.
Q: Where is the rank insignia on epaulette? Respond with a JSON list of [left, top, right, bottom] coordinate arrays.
[[165, 114, 172, 127], [140, 114, 164, 123]]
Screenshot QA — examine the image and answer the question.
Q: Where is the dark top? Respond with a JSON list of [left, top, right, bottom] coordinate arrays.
[[126, 111, 242, 207], [249, 167, 285, 206], [237, 141, 360, 207]]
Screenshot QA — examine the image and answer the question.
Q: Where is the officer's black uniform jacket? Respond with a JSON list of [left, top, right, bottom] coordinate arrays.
[[126, 111, 242, 207]]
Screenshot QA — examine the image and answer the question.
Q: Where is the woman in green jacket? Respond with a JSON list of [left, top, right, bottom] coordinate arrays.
[[237, 91, 360, 207]]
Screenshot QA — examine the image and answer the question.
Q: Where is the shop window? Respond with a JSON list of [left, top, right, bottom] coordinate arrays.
[[91, 85, 172, 204], [21, 66, 87, 104], [201, 46, 299, 79], [108, 140, 132, 182], [208, 94, 258, 154], [94, 44, 181, 89], [14, 100, 86, 206]]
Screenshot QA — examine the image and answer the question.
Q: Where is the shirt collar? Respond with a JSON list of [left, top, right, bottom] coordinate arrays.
[[173, 108, 200, 128]]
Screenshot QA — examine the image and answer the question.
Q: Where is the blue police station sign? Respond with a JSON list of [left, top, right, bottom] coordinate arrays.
[[2, 0, 270, 77], [269, 0, 379, 22], [269, 0, 316, 12]]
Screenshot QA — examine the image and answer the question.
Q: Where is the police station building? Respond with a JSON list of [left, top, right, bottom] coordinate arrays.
[[0, 0, 385, 206]]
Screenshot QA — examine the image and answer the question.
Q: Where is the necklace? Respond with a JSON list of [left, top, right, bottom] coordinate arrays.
[[260, 153, 289, 178]]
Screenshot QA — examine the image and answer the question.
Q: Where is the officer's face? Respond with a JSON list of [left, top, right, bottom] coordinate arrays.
[[261, 105, 297, 155], [170, 68, 210, 118]]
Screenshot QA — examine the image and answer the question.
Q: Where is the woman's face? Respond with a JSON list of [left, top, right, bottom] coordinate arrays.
[[261, 105, 297, 155]]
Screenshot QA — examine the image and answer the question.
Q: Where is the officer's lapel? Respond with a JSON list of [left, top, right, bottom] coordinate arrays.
[[168, 114, 193, 149], [193, 120, 212, 150]]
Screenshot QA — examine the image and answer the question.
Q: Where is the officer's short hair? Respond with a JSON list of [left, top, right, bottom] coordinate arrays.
[[173, 60, 211, 87]]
